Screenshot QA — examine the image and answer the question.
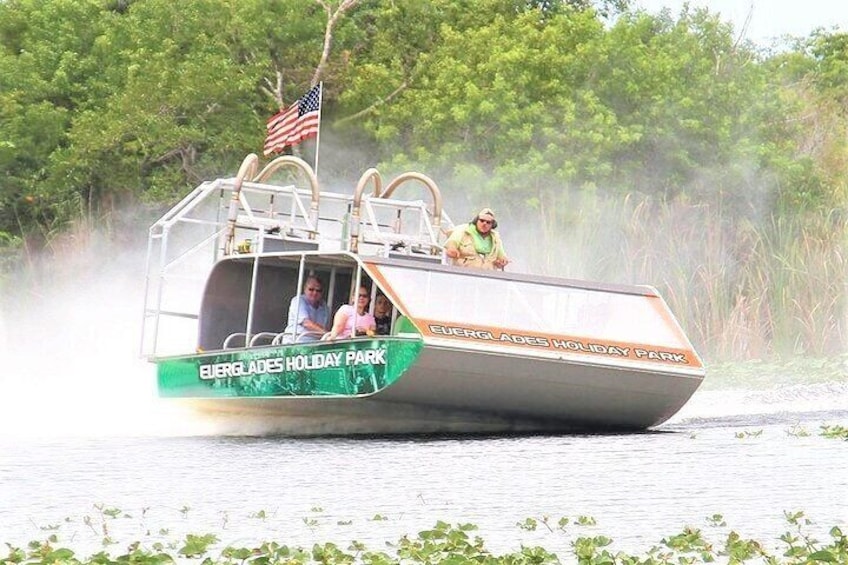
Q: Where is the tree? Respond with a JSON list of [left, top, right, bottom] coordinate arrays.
[[0, 0, 108, 246]]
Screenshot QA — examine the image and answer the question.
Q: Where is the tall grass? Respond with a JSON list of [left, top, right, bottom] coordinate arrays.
[[532, 192, 847, 362]]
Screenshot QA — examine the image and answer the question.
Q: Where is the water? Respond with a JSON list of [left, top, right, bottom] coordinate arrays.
[[1, 409, 846, 558], [1, 260, 847, 559]]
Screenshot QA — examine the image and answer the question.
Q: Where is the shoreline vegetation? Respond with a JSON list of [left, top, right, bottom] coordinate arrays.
[[3, 511, 846, 565]]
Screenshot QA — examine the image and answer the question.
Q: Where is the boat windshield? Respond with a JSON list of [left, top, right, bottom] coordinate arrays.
[[371, 265, 692, 350]]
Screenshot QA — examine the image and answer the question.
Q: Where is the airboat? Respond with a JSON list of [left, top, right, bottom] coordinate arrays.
[[141, 153, 705, 434]]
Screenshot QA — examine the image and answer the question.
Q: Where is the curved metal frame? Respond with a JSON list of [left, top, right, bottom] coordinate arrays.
[[381, 172, 444, 254], [349, 168, 383, 252], [380, 172, 443, 230], [223, 332, 248, 349], [223, 153, 259, 255], [253, 155, 321, 239], [348, 169, 445, 254]]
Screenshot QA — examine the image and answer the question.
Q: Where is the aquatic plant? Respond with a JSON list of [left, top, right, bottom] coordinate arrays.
[[2, 512, 846, 565], [820, 424, 848, 440], [734, 429, 763, 439], [785, 423, 811, 437]]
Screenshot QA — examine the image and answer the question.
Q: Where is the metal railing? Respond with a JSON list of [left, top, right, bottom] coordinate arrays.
[[141, 153, 454, 359]]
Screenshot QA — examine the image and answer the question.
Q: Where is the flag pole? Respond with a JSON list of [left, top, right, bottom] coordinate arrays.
[[313, 81, 324, 178]]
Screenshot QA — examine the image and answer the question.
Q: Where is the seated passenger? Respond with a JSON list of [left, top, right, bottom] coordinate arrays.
[[444, 207, 510, 270], [323, 285, 376, 340], [282, 275, 329, 343], [374, 293, 392, 336]]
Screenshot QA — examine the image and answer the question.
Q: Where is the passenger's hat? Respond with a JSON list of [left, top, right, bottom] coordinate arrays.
[[473, 207, 498, 229]]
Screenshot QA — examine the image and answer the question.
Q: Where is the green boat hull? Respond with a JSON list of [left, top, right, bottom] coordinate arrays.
[[157, 337, 423, 398]]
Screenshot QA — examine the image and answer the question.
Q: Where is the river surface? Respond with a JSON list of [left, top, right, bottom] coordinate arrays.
[[1, 270, 847, 560]]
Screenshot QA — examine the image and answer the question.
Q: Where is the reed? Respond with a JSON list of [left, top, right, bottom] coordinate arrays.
[[533, 191, 847, 362], [0, 231, 24, 286]]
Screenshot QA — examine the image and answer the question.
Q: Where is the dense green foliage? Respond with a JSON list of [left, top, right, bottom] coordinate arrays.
[[2, 0, 848, 360]]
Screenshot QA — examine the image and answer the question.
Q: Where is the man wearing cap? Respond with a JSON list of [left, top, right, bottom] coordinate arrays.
[[282, 275, 329, 343], [444, 207, 510, 270]]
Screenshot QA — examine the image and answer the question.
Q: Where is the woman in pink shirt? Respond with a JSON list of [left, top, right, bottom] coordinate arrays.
[[324, 285, 376, 340]]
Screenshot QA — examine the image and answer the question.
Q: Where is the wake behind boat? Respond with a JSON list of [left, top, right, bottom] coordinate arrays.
[[141, 153, 705, 434]]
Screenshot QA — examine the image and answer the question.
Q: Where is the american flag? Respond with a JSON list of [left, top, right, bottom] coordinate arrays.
[[263, 84, 322, 156]]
